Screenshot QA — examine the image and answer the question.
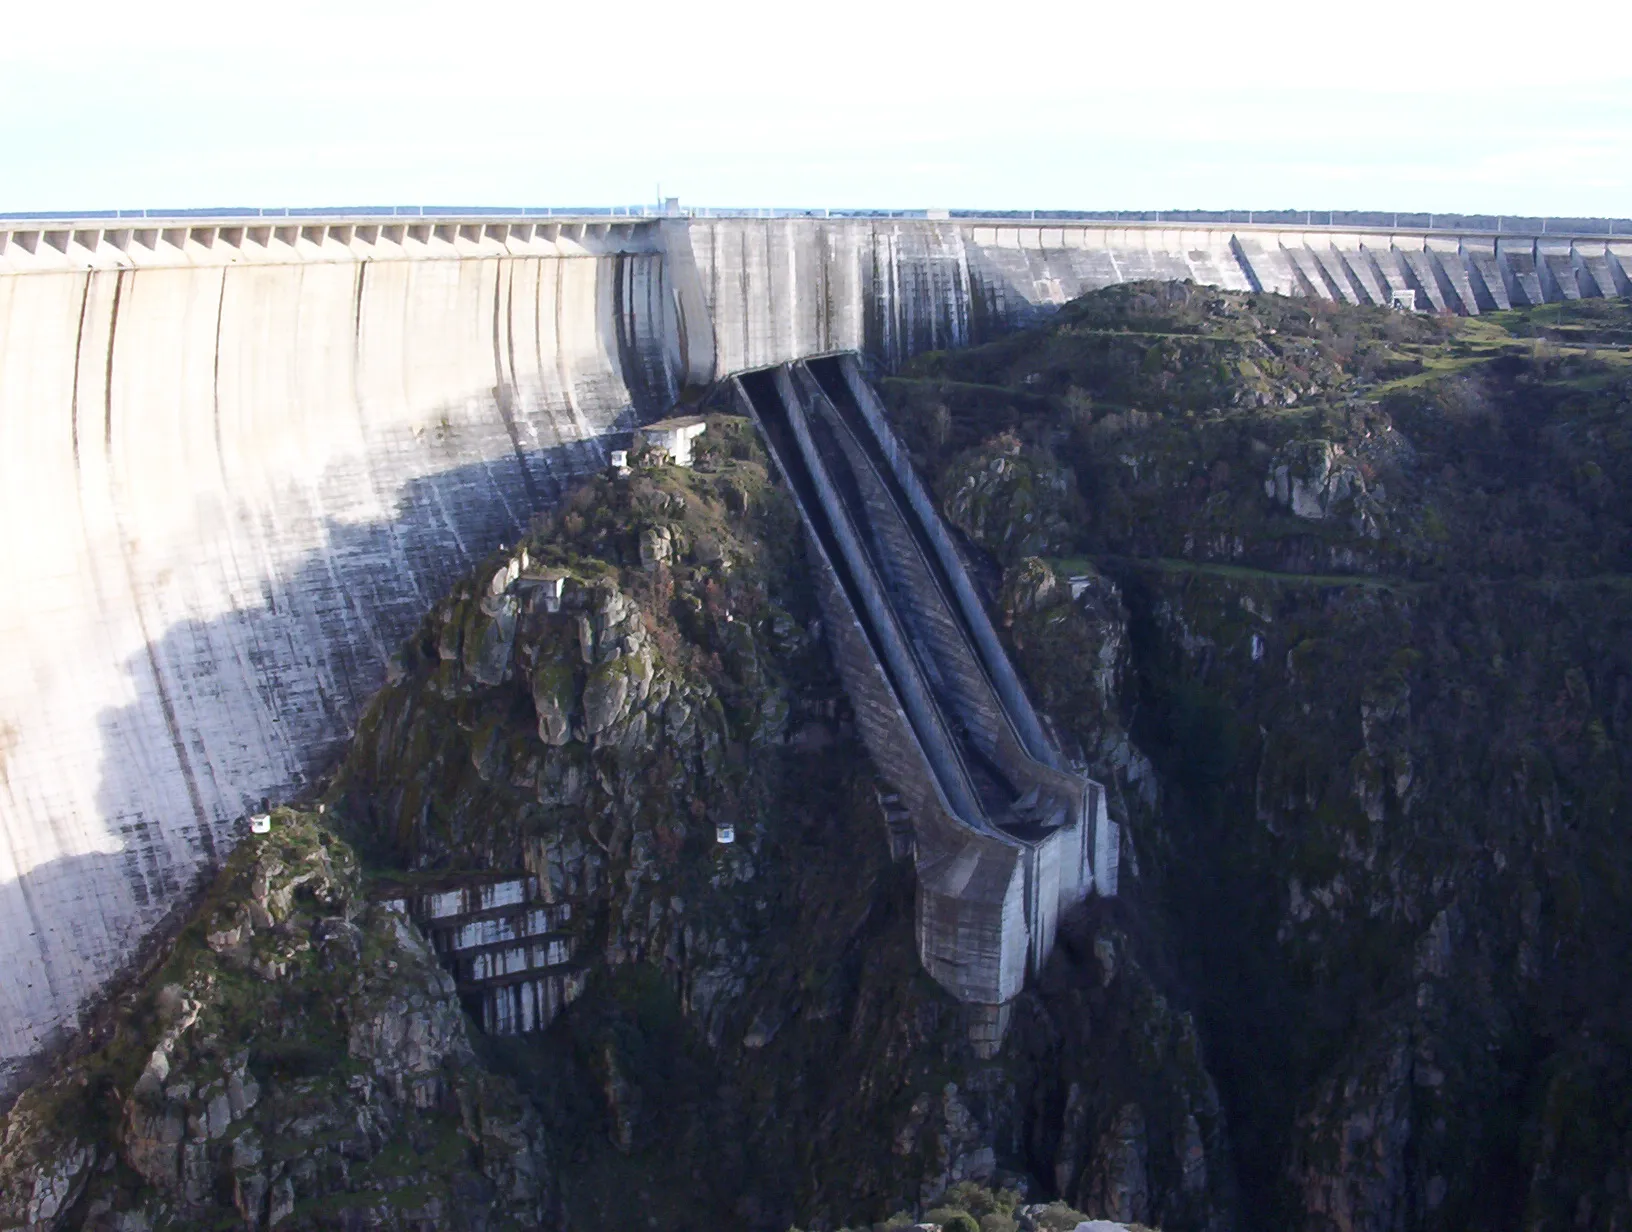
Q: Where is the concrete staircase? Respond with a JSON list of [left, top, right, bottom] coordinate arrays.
[[376, 874, 585, 1034], [735, 355, 1112, 1053]]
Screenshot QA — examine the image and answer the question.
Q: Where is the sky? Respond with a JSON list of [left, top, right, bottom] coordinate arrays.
[[3, 0, 1630, 217]]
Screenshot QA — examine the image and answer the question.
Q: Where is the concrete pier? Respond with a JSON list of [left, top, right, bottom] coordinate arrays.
[[0, 208, 1627, 1090]]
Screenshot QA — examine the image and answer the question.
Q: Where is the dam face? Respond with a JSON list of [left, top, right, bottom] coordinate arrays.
[[1, 210, 1628, 1091]]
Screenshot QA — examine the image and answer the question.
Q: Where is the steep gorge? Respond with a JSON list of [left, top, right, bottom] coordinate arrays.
[[5, 285, 1630, 1232], [884, 285, 1632, 1231]]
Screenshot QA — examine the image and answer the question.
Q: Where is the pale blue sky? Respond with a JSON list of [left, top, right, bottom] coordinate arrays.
[[3, 0, 1630, 217]]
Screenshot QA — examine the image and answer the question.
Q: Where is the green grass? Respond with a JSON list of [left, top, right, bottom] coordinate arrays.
[[1060, 554, 1419, 591]]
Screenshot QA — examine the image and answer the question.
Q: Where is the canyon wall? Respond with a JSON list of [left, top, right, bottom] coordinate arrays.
[[1, 210, 1626, 1091]]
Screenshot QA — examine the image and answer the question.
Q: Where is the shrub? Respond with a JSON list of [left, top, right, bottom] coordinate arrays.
[[945, 1181, 1020, 1217], [1029, 1202, 1090, 1232]]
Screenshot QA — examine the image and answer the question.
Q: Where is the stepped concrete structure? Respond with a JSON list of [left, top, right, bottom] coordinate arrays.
[[375, 874, 584, 1035], [1, 207, 1627, 1091]]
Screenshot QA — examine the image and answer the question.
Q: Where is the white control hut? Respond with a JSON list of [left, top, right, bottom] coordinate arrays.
[[637, 416, 708, 467]]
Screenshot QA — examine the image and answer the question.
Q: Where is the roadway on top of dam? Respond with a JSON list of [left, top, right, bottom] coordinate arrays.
[[5, 205, 1631, 235], [5, 208, 1628, 318]]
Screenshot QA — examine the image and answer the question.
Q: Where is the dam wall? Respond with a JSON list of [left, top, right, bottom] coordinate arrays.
[[0, 220, 686, 1089], [681, 217, 1632, 368], [1, 209, 1626, 1091]]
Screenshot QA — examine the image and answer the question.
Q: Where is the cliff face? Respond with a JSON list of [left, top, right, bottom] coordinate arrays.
[[328, 417, 1233, 1232], [882, 285, 1632, 1232], [8, 286, 1628, 1232], [0, 813, 553, 1231]]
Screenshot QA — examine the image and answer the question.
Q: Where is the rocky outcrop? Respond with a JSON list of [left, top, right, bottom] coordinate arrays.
[[943, 433, 1082, 564], [0, 1110, 96, 1232], [0, 815, 552, 1231], [882, 286, 1632, 1232], [1263, 439, 1386, 538], [1085, 1104, 1149, 1225]]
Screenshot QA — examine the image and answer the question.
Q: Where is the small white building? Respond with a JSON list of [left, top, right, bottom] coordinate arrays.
[[250, 813, 272, 834], [535, 573, 567, 614], [715, 822, 735, 845], [637, 416, 708, 468], [609, 449, 630, 475]]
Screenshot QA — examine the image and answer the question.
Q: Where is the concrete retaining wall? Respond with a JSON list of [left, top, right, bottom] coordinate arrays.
[[379, 875, 582, 1035]]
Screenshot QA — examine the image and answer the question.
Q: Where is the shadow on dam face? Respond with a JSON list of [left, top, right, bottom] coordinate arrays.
[[0, 438, 629, 1104]]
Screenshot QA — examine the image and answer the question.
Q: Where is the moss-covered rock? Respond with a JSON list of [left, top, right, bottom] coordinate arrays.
[[879, 289, 1632, 1232], [0, 813, 552, 1231]]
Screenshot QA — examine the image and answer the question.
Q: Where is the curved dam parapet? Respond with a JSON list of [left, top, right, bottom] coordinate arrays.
[[0, 209, 1625, 1090]]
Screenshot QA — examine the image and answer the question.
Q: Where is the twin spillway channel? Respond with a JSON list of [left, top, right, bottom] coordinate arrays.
[[735, 355, 1116, 1052], [379, 353, 1114, 1050]]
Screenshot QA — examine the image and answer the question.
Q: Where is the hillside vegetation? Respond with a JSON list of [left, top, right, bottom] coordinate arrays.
[[882, 285, 1632, 1232], [5, 286, 1630, 1232]]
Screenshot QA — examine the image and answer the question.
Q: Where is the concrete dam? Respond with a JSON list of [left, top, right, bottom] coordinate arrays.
[[2, 208, 1628, 1091]]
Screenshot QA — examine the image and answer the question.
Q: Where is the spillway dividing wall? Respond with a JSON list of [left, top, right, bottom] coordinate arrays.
[[735, 358, 1105, 1053], [0, 209, 1625, 1094]]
